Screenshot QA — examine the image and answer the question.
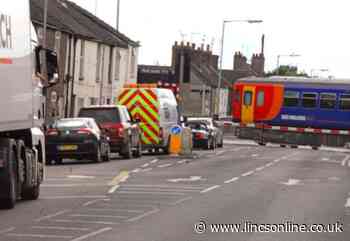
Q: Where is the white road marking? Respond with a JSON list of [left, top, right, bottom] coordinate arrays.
[[119, 187, 197, 193], [6, 233, 73, 239], [341, 155, 350, 166], [67, 175, 95, 179], [41, 195, 108, 199], [70, 227, 112, 241], [126, 209, 160, 222], [251, 154, 259, 157], [32, 226, 89, 231], [200, 185, 221, 193], [216, 150, 226, 156], [177, 159, 187, 164], [70, 214, 127, 219], [140, 168, 153, 172], [0, 227, 15, 234], [42, 183, 106, 188], [35, 210, 70, 222], [55, 219, 119, 225], [150, 159, 159, 164], [328, 177, 341, 181], [141, 163, 149, 168], [87, 208, 144, 213], [82, 199, 110, 207], [281, 179, 301, 186], [108, 171, 129, 186], [170, 196, 193, 205], [322, 158, 330, 161], [131, 168, 141, 173], [265, 162, 274, 167], [158, 163, 173, 168], [116, 191, 186, 195], [345, 198, 350, 208], [224, 177, 239, 184], [241, 171, 254, 177], [255, 166, 265, 171], [108, 185, 120, 194], [120, 184, 205, 190], [167, 176, 203, 183]]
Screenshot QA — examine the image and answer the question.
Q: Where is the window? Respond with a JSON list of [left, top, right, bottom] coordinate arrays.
[[96, 44, 102, 82], [256, 91, 264, 107], [79, 40, 85, 80], [115, 50, 121, 81], [106, 98, 111, 105], [243, 91, 252, 106], [302, 93, 317, 108], [320, 93, 336, 109], [89, 97, 98, 106], [79, 108, 120, 124], [284, 91, 299, 107], [340, 94, 350, 110]]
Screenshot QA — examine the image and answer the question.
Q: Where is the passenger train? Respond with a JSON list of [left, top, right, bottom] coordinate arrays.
[[233, 77, 350, 130]]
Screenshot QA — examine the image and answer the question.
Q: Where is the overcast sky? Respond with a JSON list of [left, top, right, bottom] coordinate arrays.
[[72, 0, 350, 78]]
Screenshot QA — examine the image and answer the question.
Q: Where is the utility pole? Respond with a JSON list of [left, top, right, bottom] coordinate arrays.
[[116, 0, 120, 31], [179, 51, 185, 115]]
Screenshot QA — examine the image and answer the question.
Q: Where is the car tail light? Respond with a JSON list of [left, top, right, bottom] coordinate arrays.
[[46, 129, 58, 136], [77, 128, 92, 135], [195, 132, 205, 139], [116, 125, 124, 137]]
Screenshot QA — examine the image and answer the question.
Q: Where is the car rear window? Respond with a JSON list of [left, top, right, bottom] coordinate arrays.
[[188, 122, 207, 130], [79, 108, 120, 124], [53, 120, 87, 130]]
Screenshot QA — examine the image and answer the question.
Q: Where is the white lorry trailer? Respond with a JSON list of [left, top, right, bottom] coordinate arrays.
[[0, 1, 58, 208]]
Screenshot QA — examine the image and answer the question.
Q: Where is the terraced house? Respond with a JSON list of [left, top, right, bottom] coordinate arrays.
[[30, 0, 139, 121]]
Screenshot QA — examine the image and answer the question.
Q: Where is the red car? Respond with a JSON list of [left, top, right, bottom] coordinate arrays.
[[78, 105, 142, 159]]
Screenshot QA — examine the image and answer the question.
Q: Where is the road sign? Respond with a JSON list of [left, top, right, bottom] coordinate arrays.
[[170, 125, 182, 135]]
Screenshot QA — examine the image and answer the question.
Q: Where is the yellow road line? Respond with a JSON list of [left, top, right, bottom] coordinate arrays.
[[108, 170, 129, 186]]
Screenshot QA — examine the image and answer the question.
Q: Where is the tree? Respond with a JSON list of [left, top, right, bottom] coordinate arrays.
[[265, 65, 308, 77]]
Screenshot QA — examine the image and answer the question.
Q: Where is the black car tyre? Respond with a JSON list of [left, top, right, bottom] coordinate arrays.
[[94, 146, 103, 163], [217, 139, 224, 148], [123, 138, 132, 159]]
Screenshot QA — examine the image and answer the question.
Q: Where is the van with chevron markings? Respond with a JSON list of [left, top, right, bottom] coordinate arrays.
[[117, 84, 179, 153]]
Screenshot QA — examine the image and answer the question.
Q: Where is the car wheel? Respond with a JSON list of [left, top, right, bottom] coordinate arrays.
[[210, 138, 216, 150], [123, 138, 132, 159], [55, 158, 63, 165], [94, 146, 103, 163], [217, 139, 223, 148]]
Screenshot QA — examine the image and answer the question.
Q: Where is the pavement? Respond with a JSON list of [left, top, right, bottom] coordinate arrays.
[[1, 134, 350, 241]]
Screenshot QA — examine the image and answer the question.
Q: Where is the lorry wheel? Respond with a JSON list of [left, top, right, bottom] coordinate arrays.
[[280, 144, 286, 148], [0, 142, 17, 209], [21, 185, 40, 200]]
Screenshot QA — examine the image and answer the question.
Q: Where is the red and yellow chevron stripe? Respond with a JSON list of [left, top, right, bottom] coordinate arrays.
[[118, 88, 160, 145]]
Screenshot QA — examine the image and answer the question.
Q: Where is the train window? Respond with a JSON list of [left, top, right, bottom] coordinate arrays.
[[320, 93, 336, 109], [339, 94, 350, 110], [302, 93, 317, 108], [257, 91, 264, 107], [284, 91, 299, 107], [243, 91, 252, 106]]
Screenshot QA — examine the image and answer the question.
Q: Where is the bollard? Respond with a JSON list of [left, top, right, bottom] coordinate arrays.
[[169, 125, 182, 155], [180, 127, 193, 155]]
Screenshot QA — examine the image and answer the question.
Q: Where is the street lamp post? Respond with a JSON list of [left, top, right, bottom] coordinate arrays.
[[216, 19, 263, 116], [276, 53, 301, 74]]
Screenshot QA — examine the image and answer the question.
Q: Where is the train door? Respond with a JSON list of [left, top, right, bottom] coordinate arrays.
[[241, 86, 255, 123]]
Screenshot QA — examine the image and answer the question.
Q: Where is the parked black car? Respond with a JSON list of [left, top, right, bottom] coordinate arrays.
[[78, 105, 142, 159], [187, 121, 215, 149], [45, 118, 110, 164]]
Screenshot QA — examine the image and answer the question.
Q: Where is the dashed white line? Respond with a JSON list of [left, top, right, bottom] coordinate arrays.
[[345, 198, 350, 208], [170, 196, 193, 205], [224, 177, 239, 184], [200, 185, 221, 193], [141, 163, 150, 168], [150, 159, 159, 164], [108, 185, 120, 194], [177, 159, 187, 164], [117, 191, 186, 195], [255, 166, 265, 171], [83, 199, 109, 207], [126, 209, 160, 222], [265, 162, 274, 167], [55, 219, 119, 225], [87, 208, 144, 213], [241, 171, 255, 177], [140, 168, 153, 172], [70, 227, 113, 241], [32, 226, 89, 231], [341, 155, 350, 166], [41, 195, 108, 199], [35, 210, 70, 222], [158, 163, 173, 168], [70, 214, 127, 219], [0, 227, 15, 234], [131, 168, 141, 173], [67, 175, 95, 179], [7, 233, 73, 239]]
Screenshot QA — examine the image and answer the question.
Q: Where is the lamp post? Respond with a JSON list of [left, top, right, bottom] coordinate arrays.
[[310, 68, 329, 78], [116, 0, 120, 31], [276, 53, 301, 74], [216, 19, 263, 116]]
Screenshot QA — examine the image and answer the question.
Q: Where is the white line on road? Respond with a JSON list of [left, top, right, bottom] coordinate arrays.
[[141, 163, 150, 168], [126, 209, 160, 222], [120, 184, 205, 190], [341, 155, 350, 166], [241, 171, 255, 177], [32, 226, 89, 231], [55, 219, 119, 225], [265, 162, 274, 167], [87, 208, 144, 213], [216, 150, 226, 156], [119, 187, 197, 193], [158, 163, 173, 168], [200, 185, 221, 193], [255, 166, 265, 171], [177, 159, 187, 164], [0, 227, 15, 234], [345, 198, 350, 208], [83, 199, 109, 207], [42, 183, 106, 188], [131, 168, 141, 173], [7, 233, 73, 239], [224, 177, 239, 184], [108, 185, 120, 194], [70, 214, 127, 219], [35, 210, 70, 222], [116, 191, 186, 195], [41, 195, 108, 199], [170, 196, 193, 205], [70, 227, 113, 241], [67, 175, 95, 179], [150, 159, 159, 164], [140, 168, 153, 172]]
